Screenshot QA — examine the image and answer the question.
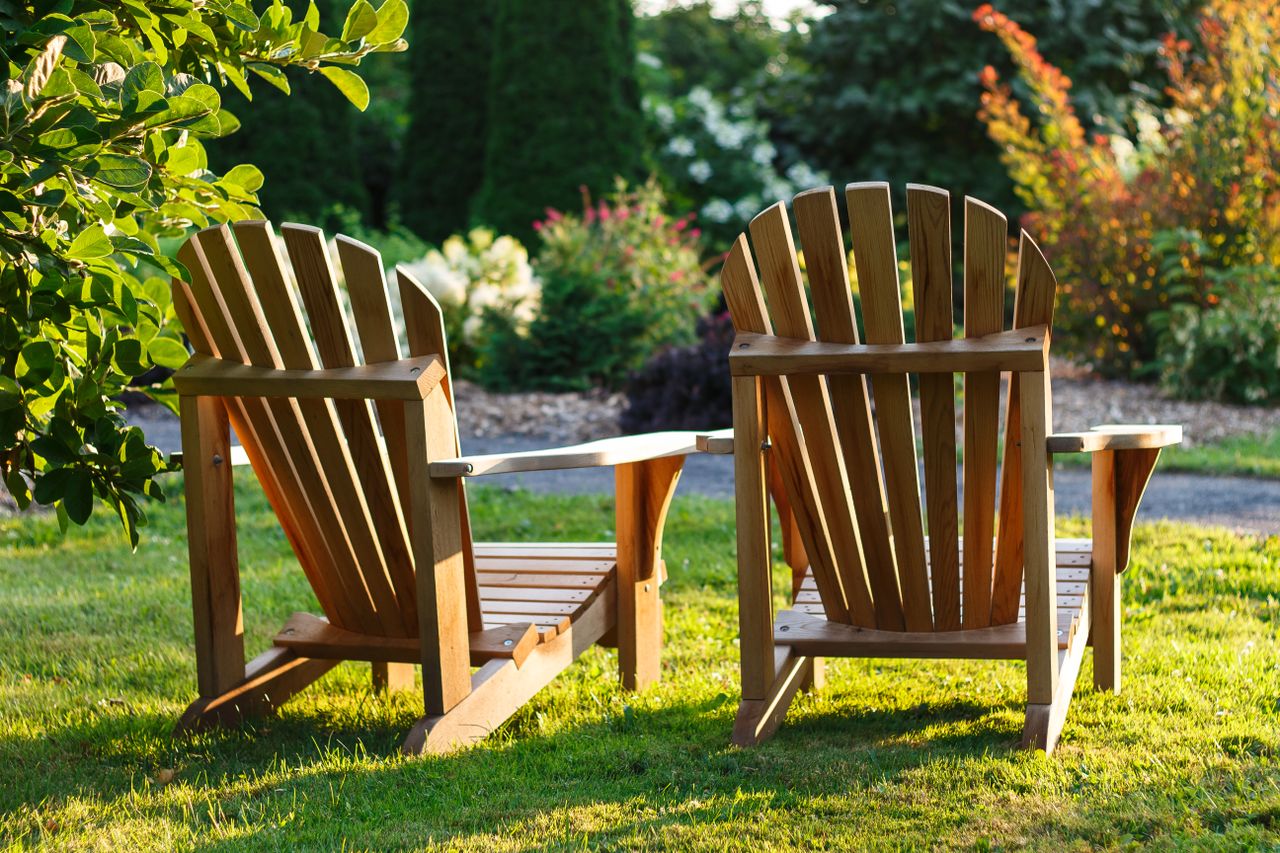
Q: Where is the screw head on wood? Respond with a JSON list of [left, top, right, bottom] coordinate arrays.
[[502, 639, 513, 646], [779, 625, 790, 632], [212, 454, 223, 466]]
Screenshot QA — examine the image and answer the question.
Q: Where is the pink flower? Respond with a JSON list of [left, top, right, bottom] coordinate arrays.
[[585, 207, 596, 224], [670, 269, 685, 283], [673, 217, 688, 232], [653, 215, 665, 229], [598, 202, 611, 222], [616, 206, 630, 221], [545, 207, 563, 222], [690, 228, 702, 239], [532, 220, 543, 232]]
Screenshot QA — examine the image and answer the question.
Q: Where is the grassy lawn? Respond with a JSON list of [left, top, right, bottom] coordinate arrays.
[[2, 480, 1278, 850]]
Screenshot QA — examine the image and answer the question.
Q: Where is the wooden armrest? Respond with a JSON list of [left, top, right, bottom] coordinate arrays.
[[1047, 424, 1182, 454], [696, 428, 734, 455], [429, 431, 704, 478], [173, 353, 447, 401]]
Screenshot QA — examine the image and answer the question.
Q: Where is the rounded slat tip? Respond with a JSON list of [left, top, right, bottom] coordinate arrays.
[[905, 183, 949, 198], [749, 199, 788, 227], [845, 180, 891, 194], [964, 195, 1007, 220]]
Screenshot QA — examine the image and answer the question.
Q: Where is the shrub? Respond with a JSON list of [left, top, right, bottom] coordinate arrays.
[[480, 179, 714, 391], [0, 1, 405, 544], [975, 0, 1280, 379], [1156, 271, 1280, 405], [621, 306, 734, 433], [396, 228, 540, 377]]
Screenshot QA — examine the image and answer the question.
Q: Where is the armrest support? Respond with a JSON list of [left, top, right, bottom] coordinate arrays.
[[429, 431, 705, 478], [173, 353, 446, 402], [1047, 424, 1182, 454]]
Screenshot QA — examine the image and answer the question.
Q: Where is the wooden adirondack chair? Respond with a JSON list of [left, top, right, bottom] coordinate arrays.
[[714, 183, 1181, 753], [169, 221, 700, 754]]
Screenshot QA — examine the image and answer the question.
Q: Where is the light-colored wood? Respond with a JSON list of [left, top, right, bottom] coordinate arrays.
[[402, 580, 615, 754], [1021, 591, 1090, 753], [961, 196, 1007, 629], [772, 607, 1077, 659], [274, 223, 419, 634], [908, 184, 960, 631], [696, 428, 734, 454], [1113, 447, 1162, 574], [180, 394, 245, 696], [271, 611, 540, 667], [730, 326, 1049, 376], [733, 374, 776, 699], [768, 452, 809, 581], [615, 455, 683, 690], [1090, 449, 1121, 693], [371, 663, 415, 693], [732, 646, 813, 747], [846, 182, 932, 632], [176, 647, 338, 733], [991, 231, 1058, 625], [794, 186, 901, 630], [174, 352, 446, 401], [406, 387, 473, 715], [1020, 369, 1058, 705], [749, 203, 874, 626], [432, 431, 703, 477], [722, 236, 850, 623], [1046, 424, 1181, 453]]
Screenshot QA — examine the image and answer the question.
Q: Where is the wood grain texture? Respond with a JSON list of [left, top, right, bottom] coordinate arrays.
[[173, 352, 445, 401], [749, 203, 875, 626], [794, 187, 901, 630], [961, 196, 1007, 628], [175, 647, 338, 734], [733, 374, 775, 699], [991, 231, 1058, 625], [432, 431, 703, 477], [1090, 449, 1121, 693], [721, 236, 850, 623], [846, 182, 932, 631], [1046, 425, 1181, 454], [907, 184, 960, 631], [731, 646, 813, 747], [1020, 370, 1058, 705]]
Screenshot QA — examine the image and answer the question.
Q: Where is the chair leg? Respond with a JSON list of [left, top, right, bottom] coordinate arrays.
[[1091, 449, 1122, 693], [372, 662, 416, 693], [615, 456, 684, 692]]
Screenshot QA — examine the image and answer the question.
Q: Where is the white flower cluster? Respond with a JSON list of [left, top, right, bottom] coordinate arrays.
[[397, 228, 541, 341]]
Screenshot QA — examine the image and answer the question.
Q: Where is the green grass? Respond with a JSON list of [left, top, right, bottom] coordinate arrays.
[[2, 482, 1278, 850]]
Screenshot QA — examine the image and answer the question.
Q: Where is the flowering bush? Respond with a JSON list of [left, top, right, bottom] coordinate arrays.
[[479, 178, 714, 390], [975, 1, 1280, 379], [397, 228, 540, 376]]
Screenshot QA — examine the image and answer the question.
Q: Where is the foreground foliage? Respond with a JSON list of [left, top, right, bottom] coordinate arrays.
[[0, 0, 405, 544], [1, 485, 1277, 849]]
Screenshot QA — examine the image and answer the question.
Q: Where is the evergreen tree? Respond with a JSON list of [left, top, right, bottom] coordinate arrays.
[[474, 0, 644, 244], [397, 0, 495, 242]]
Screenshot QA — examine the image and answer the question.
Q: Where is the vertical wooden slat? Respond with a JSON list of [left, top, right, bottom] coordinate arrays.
[[1020, 369, 1057, 704], [748, 203, 876, 627], [733, 374, 774, 699], [397, 270, 484, 634], [845, 182, 932, 632], [1090, 449, 1121, 693], [268, 223, 418, 633], [961, 197, 1007, 628], [405, 386, 473, 715], [793, 187, 903, 631], [906, 184, 960, 631], [180, 393, 245, 696], [180, 234, 378, 634], [991, 231, 1058, 625], [721, 237, 851, 624]]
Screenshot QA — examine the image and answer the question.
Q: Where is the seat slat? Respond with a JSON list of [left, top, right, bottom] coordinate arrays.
[[846, 183, 932, 631], [721, 237, 852, 623], [907, 185, 961, 631], [476, 572, 608, 589], [275, 224, 418, 634], [991, 232, 1058, 625], [181, 231, 390, 636], [478, 586, 592, 603], [961, 197, 1008, 628], [472, 557, 617, 574], [794, 187, 903, 631], [749, 203, 875, 627], [473, 543, 618, 559]]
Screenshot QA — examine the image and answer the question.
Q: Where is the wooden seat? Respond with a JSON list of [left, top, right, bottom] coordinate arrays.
[[169, 221, 702, 754], [718, 183, 1181, 753]]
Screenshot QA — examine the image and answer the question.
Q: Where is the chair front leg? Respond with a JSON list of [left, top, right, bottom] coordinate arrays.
[[615, 454, 685, 691]]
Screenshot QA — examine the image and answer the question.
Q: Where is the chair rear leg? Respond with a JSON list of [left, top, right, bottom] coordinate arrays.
[[615, 457, 684, 691], [372, 662, 416, 693], [1091, 449, 1122, 693]]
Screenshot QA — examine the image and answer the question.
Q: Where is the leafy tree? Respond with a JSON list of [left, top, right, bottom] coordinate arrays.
[[473, 0, 644, 245], [776, 0, 1203, 216], [396, 0, 494, 243], [0, 0, 407, 544], [636, 0, 782, 99]]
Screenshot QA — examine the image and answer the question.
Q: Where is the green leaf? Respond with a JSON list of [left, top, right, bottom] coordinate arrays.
[[0, 375, 22, 411], [247, 63, 290, 95], [341, 0, 378, 40], [63, 469, 93, 524], [304, 0, 320, 30], [18, 340, 55, 387], [122, 61, 164, 102], [92, 154, 153, 189], [33, 467, 73, 505], [221, 3, 260, 32], [319, 66, 369, 111], [69, 225, 113, 260], [367, 0, 409, 44], [147, 336, 189, 369], [221, 163, 263, 192]]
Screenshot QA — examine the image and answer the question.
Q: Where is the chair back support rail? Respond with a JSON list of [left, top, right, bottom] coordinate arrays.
[[722, 183, 1061, 697]]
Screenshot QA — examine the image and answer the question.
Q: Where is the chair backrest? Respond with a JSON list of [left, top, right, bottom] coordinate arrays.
[[722, 183, 1057, 632], [171, 221, 478, 639]]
